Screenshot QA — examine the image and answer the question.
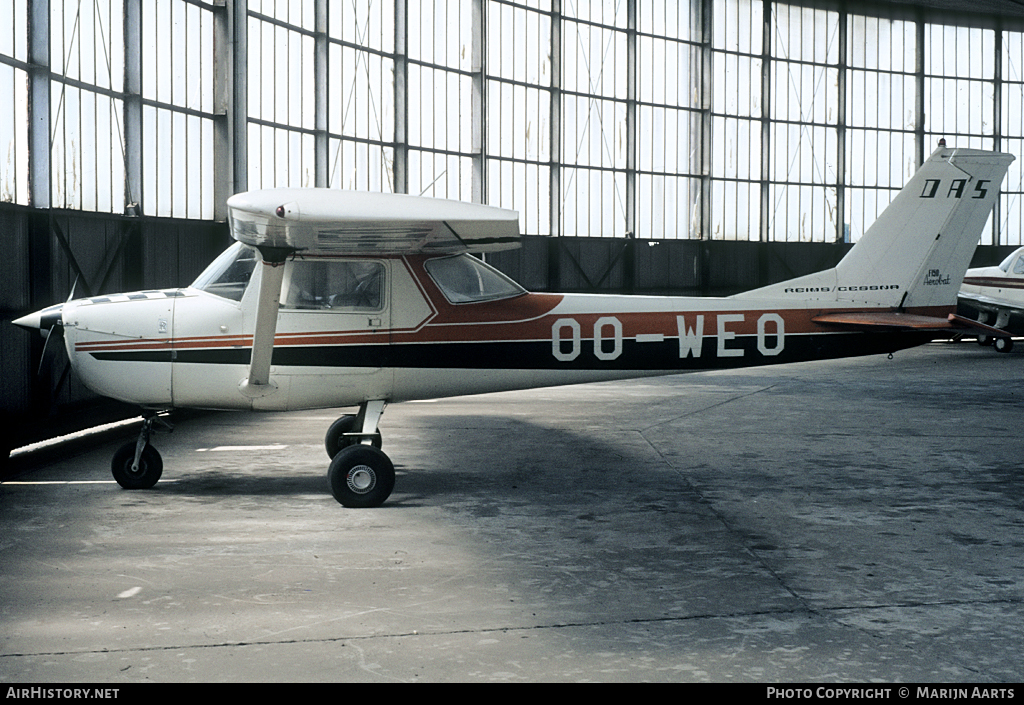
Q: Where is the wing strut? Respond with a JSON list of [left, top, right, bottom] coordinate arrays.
[[239, 247, 293, 399]]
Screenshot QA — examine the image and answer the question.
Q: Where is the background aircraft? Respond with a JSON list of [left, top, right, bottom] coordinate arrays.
[[958, 246, 1024, 352], [14, 144, 1014, 507]]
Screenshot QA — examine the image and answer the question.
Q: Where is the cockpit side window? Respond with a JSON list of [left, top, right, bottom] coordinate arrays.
[[281, 258, 385, 311], [192, 242, 258, 302], [424, 254, 526, 304]]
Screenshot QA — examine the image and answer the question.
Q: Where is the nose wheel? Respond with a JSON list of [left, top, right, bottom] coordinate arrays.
[[111, 442, 163, 489], [111, 413, 172, 489]]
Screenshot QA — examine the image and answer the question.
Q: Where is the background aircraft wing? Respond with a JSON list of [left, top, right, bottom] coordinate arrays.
[[227, 189, 521, 256], [957, 291, 1024, 318]]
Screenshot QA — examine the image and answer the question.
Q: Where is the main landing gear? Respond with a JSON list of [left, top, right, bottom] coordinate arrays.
[[324, 400, 395, 508], [976, 334, 1014, 353], [974, 311, 1014, 353]]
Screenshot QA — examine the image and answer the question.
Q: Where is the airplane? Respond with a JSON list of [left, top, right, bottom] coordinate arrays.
[[957, 245, 1024, 353], [13, 142, 1015, 508]]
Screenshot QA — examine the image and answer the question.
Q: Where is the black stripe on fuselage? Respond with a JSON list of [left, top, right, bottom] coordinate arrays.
[[87, 331, 932, 371]]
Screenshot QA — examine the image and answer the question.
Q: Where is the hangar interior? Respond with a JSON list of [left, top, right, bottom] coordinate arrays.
[[1, 0, 1023, 458]]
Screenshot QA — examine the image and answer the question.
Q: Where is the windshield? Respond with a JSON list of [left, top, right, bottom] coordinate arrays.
[[192, 242, 258, 301], [998, 249, 1024, 274], [424, 254, 525, 304]]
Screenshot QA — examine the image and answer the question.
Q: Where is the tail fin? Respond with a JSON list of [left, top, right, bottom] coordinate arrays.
[[738, 144, 1014, 308]]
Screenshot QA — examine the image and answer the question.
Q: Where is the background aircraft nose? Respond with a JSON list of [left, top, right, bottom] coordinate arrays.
[[13, 304, 63, 337]]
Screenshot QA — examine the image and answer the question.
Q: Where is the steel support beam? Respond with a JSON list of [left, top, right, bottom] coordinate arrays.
[[625, 0, 636, 240], [471, 0, 486, 204], [759, 0, 772, 243], [992, 28, 1003, 245], [123, 0, 142, 215], [314, 0, 328, 189], [232, 0, 248, 196], [27, 0, 49, 210], [915, 14, 926, 168], [549, 0, 562, 240], [836, 5, 848, 243], [696, 0, 712, 242], [211, 0, 235, 217], [394, 0, 409, 195]]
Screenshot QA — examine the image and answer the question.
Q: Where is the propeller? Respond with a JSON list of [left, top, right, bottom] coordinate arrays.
[[13, 276, 79, 401]]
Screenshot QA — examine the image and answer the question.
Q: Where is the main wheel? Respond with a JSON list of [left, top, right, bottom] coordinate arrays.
[[325, 414, 382, 458], [328, 445, 395, 508], [994, 337, 1014, 353], [111, 442, 163, 489]]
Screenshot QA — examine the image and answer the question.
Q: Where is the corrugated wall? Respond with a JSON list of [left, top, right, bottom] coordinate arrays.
[[0, 204, 231, 464], [490, 237, 1015, 297]]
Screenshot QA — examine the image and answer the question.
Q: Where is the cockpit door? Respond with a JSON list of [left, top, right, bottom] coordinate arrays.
[[274, 256, 390, 373]]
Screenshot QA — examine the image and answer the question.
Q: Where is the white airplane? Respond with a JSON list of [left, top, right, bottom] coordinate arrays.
[[13, 143, 1014, 507], [958, 246, 1024, 352]]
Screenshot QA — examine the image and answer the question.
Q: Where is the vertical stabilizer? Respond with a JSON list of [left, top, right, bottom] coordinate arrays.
[[834, 145, 1014, 308], [736, 145, 1014, 308]]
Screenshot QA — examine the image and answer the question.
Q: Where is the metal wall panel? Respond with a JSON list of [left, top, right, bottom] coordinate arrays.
[[0, 203, 228, 464]]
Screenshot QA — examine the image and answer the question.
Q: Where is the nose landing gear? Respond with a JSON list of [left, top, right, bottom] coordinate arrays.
[[111, 413, 173, 489]]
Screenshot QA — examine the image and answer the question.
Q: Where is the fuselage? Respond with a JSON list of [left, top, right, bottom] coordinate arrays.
[[957, 246, 1024, 336], [56, 246, 938, 412]]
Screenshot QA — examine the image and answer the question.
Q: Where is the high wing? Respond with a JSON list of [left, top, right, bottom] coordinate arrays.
[[957, 291, 1024, 318], [227, 189, 521, 256], [227, 189, 522, 397]]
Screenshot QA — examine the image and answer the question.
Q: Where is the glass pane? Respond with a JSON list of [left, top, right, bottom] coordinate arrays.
[[425, 254, 525, 303], [281, 259, 385, 311], [192, 243, 259, 302]]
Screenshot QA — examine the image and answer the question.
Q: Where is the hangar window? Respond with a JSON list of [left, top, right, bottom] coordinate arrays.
[[281, 259, 385, 311], [425, 254, 525, 304], [191, 243, 259, 302]]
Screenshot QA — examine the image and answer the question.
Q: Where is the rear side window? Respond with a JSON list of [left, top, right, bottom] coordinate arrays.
[[425, 254, 525, 304]]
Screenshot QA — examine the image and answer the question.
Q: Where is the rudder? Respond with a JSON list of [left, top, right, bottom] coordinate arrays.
[[833, 144, 1014, 309], [735, 144, 1014, 308]]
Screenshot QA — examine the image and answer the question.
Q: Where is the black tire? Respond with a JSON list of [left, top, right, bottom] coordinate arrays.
[[328, 445, 395, 508], [994, 337, 1014, 353], [978, 334, 993, 346], [325, 414, 381, 458], [111, 442, 163, 489]]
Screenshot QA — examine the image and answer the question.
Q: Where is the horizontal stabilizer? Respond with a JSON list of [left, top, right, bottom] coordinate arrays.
[[227, 189, 521, 256], [947, 313, 1014, 337], [812, 311, 1009, 336], [812, 311, 958, 330]]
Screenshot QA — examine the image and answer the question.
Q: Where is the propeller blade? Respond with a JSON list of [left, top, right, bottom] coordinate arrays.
[[37, 322, 65, 376]]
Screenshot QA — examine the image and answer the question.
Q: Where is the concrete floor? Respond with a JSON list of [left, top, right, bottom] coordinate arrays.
[[1, 340, 1023, 683]]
